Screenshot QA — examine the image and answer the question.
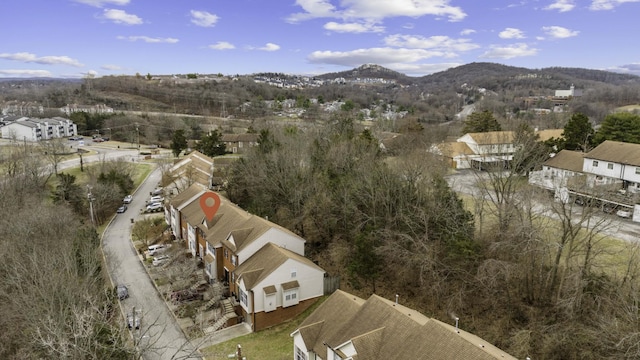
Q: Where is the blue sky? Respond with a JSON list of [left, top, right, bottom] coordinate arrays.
[[1, 0, 640, 78]]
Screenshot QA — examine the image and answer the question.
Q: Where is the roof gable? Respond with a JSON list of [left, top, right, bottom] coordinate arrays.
[[463, 131, 515, 145], [235, 243, 323, 290], [169, 183, 207, 209], [544, 150, 584, 172], [585, 140, 640, 166]]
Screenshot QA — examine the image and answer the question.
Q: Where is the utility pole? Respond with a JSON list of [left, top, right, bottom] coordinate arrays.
[[87, 185, 95, 226], [135, 123, 140, 154]]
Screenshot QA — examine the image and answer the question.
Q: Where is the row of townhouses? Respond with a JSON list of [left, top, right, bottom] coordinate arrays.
[[529, 140, 640, 221], [291, 289, 517, 360], [433, 128, 563, 170], [0, 116, 78, 141], [164, 182, 326, 332]]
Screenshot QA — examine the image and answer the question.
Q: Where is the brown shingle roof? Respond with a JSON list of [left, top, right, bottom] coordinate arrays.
[[296, 290, 366, 356], [235, 243, 323, 289], [295, 290, 517, 360], [536, 128, 564, 142], [189, 193, 305, 252], [169, 183, 207, 208], [436, 142, 475, 157], [467, 131, 514, 145], [544, 150, 584, 172], [169, 150, 214, 187], [181, 199, 205, 225], [585, 140, 640, 166]]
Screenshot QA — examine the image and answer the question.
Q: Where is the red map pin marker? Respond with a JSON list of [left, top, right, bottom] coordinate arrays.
[[199, 192, 221, 221]]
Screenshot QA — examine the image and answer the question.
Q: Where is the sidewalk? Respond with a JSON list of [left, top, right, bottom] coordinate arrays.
[[191, 323, 252, 350]]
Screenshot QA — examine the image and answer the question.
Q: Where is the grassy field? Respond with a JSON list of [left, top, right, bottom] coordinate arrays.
[[200, 296, 327, 360], [615, 104, 640, 113]]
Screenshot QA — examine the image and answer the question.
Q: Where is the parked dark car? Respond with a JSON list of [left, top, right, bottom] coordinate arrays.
[[116, 284, 129, 300]]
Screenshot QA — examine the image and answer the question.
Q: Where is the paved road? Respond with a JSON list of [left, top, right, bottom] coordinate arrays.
[[100, 166, 201, 359], [445, 170, 640, 242]]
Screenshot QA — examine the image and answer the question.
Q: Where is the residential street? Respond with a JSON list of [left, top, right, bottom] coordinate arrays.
[[50, 143, 209, 359], [101, 166, 201, 360]]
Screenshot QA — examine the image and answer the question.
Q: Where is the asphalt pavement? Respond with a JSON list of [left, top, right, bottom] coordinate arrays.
[[102, 166, 202, 360]]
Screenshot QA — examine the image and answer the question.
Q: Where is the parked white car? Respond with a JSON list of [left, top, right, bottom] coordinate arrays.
[[152, 255, 170, 266], [145, 202, 163, 213], [123, 195, 133, 204], [616, 208, 633, 219], [147, 196, 164, 204], [148, 244, 169, 256]]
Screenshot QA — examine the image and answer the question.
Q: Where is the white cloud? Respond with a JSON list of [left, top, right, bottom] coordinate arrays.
[[542, 26, 579, 38], [389, 62, 462, 76], [287, 0, 338, 22], [545, 0, 576, 12], [499, 28, 525, 39], [384, 34, 479, 53], [117, 35, 179, 43], [287, 0, 466, 23], [190, 10, 219, 27], [209, 41, 235, 50], [480, 43, 538, 59], [590, 0, 640, 10], [608, 62, 640, 76], [103, 9, 142, 25], [0, 52, 83, 67], [259, 43, 280, 51], [101, 64, 123, 70], [72, 0, 129, 7], [0, 69, 53, 78], [308, 47, 449, 67], [323, 21, 384, 33], [460, 29, 476, 35], [307, 47, 462, 75]]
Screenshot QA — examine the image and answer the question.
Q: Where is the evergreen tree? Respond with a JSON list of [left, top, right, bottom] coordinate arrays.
[[170, 129, 188, 157], [195, 130, 226, 157], [562, 113, 595, 151], [461, 110, 502, 134], [594, 112, 640, 145]]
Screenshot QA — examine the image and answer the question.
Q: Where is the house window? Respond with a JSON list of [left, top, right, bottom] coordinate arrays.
[[239, 289, 247, 306], [608, 163, 614, 170], [283, 289, 299, 307], [593, 160, 599, 167], [231, 255, 237, 266], [291, 269, 297, 278], [636, 167, 640, 175], [295, 346, 307, 360], [224, 248, 228, 259]]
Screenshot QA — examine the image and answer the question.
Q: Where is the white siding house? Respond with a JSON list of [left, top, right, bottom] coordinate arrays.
[[235, 243, 325, 331]]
